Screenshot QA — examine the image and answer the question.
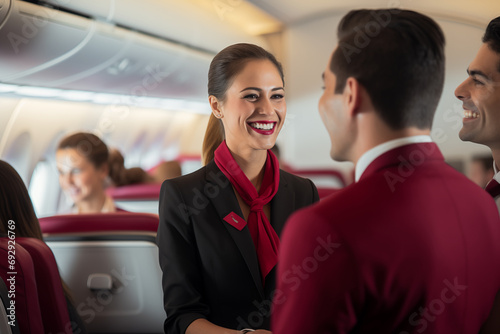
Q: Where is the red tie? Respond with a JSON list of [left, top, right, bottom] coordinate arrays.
[[485, 179, 500, 198]]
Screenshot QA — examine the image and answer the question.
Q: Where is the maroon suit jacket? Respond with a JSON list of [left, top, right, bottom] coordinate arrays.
[[273, 143, 500, 334]]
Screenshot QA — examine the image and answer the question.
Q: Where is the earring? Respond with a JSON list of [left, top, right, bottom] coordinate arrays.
[[214, 113, 223, 119]]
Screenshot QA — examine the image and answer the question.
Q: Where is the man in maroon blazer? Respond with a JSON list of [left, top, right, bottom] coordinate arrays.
[[456, 16, 500, 211], [272, 9, 500, 334]]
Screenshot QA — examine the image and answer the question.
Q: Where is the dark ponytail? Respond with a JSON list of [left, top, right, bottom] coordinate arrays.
[[202, 43, 284, 165], [108, 148, 151, 186]]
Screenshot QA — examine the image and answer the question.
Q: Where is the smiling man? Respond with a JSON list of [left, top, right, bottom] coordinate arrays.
[[456, 17, 500, 210], [272, 9, 500, 334]]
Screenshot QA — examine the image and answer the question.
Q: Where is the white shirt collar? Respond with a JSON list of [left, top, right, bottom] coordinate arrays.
[[355, 135, 433, 182]]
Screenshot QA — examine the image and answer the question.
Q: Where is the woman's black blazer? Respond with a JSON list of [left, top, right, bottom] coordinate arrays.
[[157, 160, 319, 334]]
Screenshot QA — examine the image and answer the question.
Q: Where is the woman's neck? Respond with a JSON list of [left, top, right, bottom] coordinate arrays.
[[226, 142, 268, 191], [77, 192, 107, 213]]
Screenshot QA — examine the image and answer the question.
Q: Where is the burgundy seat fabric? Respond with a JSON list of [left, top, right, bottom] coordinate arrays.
[[0, 238, 44, 333], [288, 168, 347, 187], [106, 183, 161, 200], [16, 237, 71, 334], [39, 212, 159, 234]]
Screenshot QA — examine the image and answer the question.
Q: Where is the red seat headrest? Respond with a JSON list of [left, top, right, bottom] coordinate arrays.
[[16, 237, 71, 333], [106, 183, 162, 200], [39, 212, 159, 234], [0, 239, 44, 333]]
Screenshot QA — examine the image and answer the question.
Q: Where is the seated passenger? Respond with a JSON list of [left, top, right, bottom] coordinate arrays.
[[108, 147, 156, 186], [56, 132, 122, 213], [0, 160, 87, 333], [149, 160, 182, 183]]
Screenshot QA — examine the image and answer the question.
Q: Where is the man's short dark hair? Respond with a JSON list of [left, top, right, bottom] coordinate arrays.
[[330, 9, 445, 130], [482, 16, 500, 72]]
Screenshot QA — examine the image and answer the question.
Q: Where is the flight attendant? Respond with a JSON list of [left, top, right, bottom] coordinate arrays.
[[56, 132, 121, 213], [157, 43, 319, 334]]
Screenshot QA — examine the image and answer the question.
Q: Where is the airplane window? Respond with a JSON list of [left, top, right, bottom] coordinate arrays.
[[181, 159, 202, 175], [3, 132, 31, 182], [29, 160, 60, 217]]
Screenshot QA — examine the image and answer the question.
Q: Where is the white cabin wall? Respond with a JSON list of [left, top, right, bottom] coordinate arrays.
[[280, 11, 491, 179], [279, 12, 354, 181], [0, 98, 208, 216], [0, 99, 104, 181]]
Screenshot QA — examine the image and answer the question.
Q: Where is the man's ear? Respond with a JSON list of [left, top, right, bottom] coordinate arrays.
[[343, 77, 362, 118], [209, 95, 223, 118]]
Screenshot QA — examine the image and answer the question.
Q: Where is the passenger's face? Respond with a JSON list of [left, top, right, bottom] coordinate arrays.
[[217, 59, 286, 153], [56, 148, 108, 204], [319, 53, 354, 162], [456, 43, 500, 149]]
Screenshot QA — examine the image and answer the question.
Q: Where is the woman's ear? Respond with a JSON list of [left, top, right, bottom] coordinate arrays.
[[209, 95, 223, 119], [98, 163, 110, 184]]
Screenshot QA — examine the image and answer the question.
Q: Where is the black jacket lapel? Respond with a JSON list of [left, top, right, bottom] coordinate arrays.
[[270, 171, 295, 237], [204, 161, 265, 298]]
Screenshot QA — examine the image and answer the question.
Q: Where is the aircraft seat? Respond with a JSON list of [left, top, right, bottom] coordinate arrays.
[[39, 212, 159, 235], [0, 277, 17, 334], [16, 237, 72, 334], [107, 183, 162, 200], [0, 238, 44, 333], [289, 168, 347, 199], [39, 213, 164, 333], [107, 184, 162, 214]]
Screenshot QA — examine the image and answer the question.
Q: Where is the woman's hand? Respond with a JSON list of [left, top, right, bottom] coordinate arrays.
[[187, 319, 274, 334]]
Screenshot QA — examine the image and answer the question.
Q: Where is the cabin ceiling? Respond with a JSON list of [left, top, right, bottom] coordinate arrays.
[[1, 0, 497, 108], [246, 0, 499, 27]]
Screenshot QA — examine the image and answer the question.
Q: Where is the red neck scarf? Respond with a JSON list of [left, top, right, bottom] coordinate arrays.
[[214, 141, 281, 284]]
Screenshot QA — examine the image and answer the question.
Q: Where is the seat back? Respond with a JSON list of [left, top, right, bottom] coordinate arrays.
[[107, 183, 162, 200], [290, 168, 348, 188], [40, 213, 164, 333], [0, 277, 17, 334], [16, 237, 71, 334], [0, 238, 44, 333], [39, 212, 159, 234], [107, 184, 161, 213]]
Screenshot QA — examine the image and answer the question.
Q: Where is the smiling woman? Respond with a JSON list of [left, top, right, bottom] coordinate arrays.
[[56, 132, 121, 214], [156, 43, 319, 334]]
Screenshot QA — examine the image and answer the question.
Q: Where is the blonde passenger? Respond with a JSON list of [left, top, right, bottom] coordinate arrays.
[[150, 160, 182, 183]]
